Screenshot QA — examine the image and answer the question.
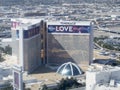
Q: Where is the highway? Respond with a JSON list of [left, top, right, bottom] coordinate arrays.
[[99, 28, 120, 34]]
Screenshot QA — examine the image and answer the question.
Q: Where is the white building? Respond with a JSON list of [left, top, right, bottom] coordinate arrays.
[[86, 64, 120, 90], [11, 18, 41, 73]]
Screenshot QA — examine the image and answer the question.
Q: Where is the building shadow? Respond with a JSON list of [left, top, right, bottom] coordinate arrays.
[[31, 33, 90, 74], [31, 65, 56, 74]]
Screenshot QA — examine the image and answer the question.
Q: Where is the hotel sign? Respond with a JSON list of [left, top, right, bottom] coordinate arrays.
[[48, 25, 91, 33], [12, 65, 23, 90]]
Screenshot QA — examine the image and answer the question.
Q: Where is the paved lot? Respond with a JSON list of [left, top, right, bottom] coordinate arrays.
[[0, 49, 112, 90], [24, 65, 63, 90], [24, 49, 111, 90], [93, 49, 110, 59]]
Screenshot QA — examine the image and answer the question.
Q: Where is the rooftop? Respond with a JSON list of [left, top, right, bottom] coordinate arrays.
[[11, 18, 42, 30], [87, 64, 120, 72]]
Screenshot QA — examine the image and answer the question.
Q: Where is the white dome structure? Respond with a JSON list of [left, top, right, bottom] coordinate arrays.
[[57, 62, 83, 76]]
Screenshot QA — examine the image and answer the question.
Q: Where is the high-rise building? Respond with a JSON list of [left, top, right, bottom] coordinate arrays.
[[46, 21, 93, 67], [11, 19, 93, 73], [11, 18, 41, 73]]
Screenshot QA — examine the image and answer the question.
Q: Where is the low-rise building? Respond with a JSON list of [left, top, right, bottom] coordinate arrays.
[[86, 64, 120, 90]]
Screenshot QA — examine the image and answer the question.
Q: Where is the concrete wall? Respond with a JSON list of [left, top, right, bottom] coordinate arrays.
[[86, 66, 120, 90], [23, 35, 41, 73], [47, 34, 91, 66], [12, 27, 41, 73], [12, 34, 41, 73]]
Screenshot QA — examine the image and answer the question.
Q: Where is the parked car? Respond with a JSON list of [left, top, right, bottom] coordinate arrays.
[[93, 59, 120, 66]]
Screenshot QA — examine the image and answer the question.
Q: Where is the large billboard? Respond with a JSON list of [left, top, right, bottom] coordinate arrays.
[[48, 25, 91, 33], [47, 21, 93, 65]]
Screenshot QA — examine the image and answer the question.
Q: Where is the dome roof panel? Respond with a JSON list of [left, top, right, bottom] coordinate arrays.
[[57, 62, 83, 76]]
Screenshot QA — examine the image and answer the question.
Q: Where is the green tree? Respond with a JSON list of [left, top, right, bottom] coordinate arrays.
[[94, 37, 99, 43], [57, 77, 83, 90], [4, 45, 12, 55], [25, 88, 31, 90], [41, 84, 48, 90], [103, 43, 114, 50], [97, 40, 104, 46], [0, 47, 4, 52], [58, 78, 66, 90]]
